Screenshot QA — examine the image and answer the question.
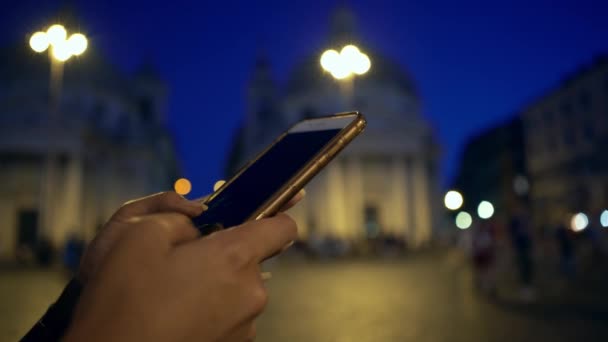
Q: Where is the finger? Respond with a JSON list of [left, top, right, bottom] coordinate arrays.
[[225, 213, 298, 262], [280, 188, 306, 212], [132, 212, 200, 247], [113, 191, 207, 220]]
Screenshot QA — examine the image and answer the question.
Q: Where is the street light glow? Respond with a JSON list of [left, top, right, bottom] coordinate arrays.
[[600, 210, 608, 228], [30, 24, 87, 63], [352, 53, 371, 75], [455, 211, 472, 229], [477, 201, 495, 219], [46, 24, 67, 45], [174, 178, 192, 196], [52, 40, 73, 62], [68, 33, 88, 56], [444, 190, 463, 210], [320, 44, 371, 80], [29, 32, 49, 52], [571, 212, 589, 232], [320, 49, 340, 72]]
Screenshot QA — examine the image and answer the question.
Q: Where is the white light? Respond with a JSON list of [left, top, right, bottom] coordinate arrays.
[[571, 213, 589, 232], [320, 44, 371, 80], [46, 24, 67, 46], [340, 45, 361, 66], [67, 33, 87, 56], [600, 210, 608, 228], [329, 63, 352, 80], [320, 49, 340, 72], [444, 190, 463, 210], [29, 32, 49, 52], [477, 201, 495, 219], [352, 53, 371, 75], [51, 40, 73, 62], [455, 211, 472, 229]]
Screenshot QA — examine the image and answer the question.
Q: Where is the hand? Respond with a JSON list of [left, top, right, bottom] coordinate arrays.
[[77, 186, 305, 285], [77, 191, 206, 284], [64, 212, 298, 342]]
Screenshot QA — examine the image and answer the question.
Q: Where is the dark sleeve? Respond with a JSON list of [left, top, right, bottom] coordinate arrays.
[[21, 279, 82, 342]]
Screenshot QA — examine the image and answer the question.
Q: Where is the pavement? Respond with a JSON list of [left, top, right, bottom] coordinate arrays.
[[1, 249, 607, 341]]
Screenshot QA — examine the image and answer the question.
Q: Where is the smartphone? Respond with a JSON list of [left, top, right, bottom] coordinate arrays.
[[192, 111, 366, 235]]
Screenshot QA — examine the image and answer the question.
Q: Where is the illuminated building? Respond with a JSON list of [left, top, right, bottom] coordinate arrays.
[[521, 56, 608, 227], [226, 8, 441, 249], [0, 14, 178, 262], [453, 117, 528, 225]]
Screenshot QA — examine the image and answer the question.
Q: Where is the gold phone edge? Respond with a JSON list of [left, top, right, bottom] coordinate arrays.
[[250, 111, 367, 221]]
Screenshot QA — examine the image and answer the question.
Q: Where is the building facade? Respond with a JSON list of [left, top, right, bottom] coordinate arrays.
[[226, 9, 441, 248], [521, 56, 608, 227], [0, 40, 179, 261], [453, 117, 529, 225]]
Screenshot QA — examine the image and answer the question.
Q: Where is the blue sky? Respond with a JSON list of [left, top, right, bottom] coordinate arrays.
[[2, 0, 607, 197]]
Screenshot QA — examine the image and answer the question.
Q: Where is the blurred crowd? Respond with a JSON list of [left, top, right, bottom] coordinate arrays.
[[461, 206, 607, 302]]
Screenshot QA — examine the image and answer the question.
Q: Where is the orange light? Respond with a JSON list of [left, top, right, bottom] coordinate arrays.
[[174, 178, 192, 195]]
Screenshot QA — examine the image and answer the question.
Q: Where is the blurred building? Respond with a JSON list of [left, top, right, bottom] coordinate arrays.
[[521, 56, 608, 227], [0, 23, 178, 261], [453, 117, 529, 224], [226, 8, 441, 248]]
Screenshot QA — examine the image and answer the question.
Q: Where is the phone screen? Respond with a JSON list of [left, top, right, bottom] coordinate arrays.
[[192, 128, 342, 234]]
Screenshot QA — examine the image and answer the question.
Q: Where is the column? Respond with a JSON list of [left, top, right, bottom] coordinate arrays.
[[344, 157, 364, 239], [326, 160, 347, 237], [389, 158, 408, 238], [53, 154, 84, 245], [412, 157, 431, 247]]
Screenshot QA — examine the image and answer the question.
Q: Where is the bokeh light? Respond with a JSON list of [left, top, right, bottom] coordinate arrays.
[[571, 212, 589, 232], [477, 201, 494, 219], [213, 180, 226, 191], [174, 178, 192, 196], [600, 210, 608, 228], [455, 211, 472, 229], [513, 175, 529, 195], [51, 40, 73, 62], [352, 53, 371, 75], [444, 190, 463, 210], [29, 32, 49, 52], [320, 49, 340, 72], [320, 44, 371, 79], [46, 24, 67, 45], [68, 33, 88, 56]]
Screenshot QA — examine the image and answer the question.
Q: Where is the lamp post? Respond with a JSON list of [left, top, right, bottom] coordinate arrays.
[[29, 24, 88, 244], [319, 44, 370, 107]]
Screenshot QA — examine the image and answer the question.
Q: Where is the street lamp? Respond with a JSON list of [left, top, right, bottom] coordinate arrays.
[[319, 44, 370, 106], [320, 44, 371, 79], [30, 24, 88, 62], [321, 45, 372, 80], [29, 24, 88, 246]]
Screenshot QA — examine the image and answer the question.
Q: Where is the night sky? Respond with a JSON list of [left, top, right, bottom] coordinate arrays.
[[2, 0, 607, 198]]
